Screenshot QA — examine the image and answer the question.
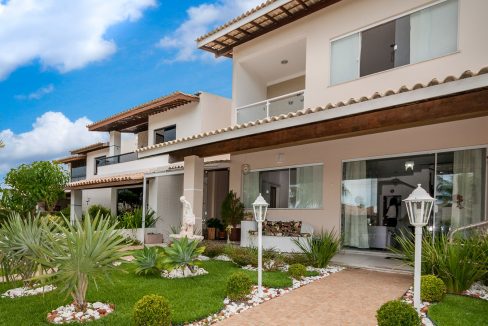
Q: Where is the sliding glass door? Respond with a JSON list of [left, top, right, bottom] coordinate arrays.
[[341, 148, 486, 250]]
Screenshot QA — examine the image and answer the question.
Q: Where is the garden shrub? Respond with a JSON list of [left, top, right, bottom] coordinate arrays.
[[133, 294, 171, 326], [226, 272, 253, 301], [134, 246, 163, 276], [282, 253, 312, 266], [288, 263, 307, 279], [421, 275, 446, 302], [87, 204, 111, 218], [376, 300, 421, 326], [201, 241, 226, 258], [264, 255, 286, 272], [292, 230, 340, 268], [229, 249, 257, 267]]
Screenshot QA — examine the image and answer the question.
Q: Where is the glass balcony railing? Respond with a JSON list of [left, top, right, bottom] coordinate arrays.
[[71, 165, 86, 182], [235, 90, 305, 124], [96, 152, 138, 168]]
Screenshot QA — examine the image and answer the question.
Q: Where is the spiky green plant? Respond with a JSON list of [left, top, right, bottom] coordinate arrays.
[[0, 212, 50, 286], [39, 214, 126, 311], [134, 246, 164, 276], [162, 237, 204, 272], [292, 229, 341, 268]]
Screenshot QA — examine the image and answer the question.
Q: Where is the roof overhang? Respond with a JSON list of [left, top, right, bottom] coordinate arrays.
[[55, 155, 87, 164], [66, 173, 144, 190], [197, 0, 342, 58], [70, 142, 109, 155], [87, 92, 199, 133], [136, 69, 488, 162]]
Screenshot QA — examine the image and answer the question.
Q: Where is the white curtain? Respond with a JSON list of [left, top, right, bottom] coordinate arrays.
[[451, 149, 485, 228], [343, 161, 370, 248], [242, 171, 259, 209], [330, 33, 360, 85], [293, 165, 323, 209], [410, 0, 458, 64]]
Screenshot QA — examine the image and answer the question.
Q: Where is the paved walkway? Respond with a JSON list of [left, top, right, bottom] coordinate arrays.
[[218, 268, 412, 326]]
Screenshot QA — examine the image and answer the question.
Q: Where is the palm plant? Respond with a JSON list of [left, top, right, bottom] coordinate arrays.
[[292, 229, 341, 268], [40, 214, 126, 311], [119, 207, 157, 229], [162, 237, 204, 273], [0, 212, 50, 286], [134, 246, 164, 276]]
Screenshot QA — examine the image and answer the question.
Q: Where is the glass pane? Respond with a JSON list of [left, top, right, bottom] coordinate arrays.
[[268, 92, 304, 117], [164, 126, 176, 142], [242, 171, 259, 209], [360, 20, 396, 77], [290, 165, 323, 208], [410, 0, 458, 63], [394, 15, 410, 67], [434, 148, 486, 236], [330, 33, 360, 85], [259, 169, 290, 208], [236, 103, 267, 124]]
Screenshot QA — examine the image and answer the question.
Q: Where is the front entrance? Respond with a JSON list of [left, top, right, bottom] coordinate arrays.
[[341, 147, 486, 250], [203, 169, 230, 231]]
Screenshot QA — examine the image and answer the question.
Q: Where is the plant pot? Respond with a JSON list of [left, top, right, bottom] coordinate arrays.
[[230, 228, 241, 242], [218, 230, 226, 240], [145, 233, 163, 244], [207, 227, 216, 240]]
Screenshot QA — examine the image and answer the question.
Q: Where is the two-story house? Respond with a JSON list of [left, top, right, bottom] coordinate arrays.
[[59, 91, 231, 241], [137, 0, 488, 253]]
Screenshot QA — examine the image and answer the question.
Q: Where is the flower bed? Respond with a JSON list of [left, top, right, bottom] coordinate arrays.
[[187, 265, 343, 325], [47, 302, 114, 324], [1, 284, 56, 298]]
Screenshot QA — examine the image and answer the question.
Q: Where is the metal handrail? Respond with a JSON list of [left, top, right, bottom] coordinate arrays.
[[235, 89, 305, 112], [97, 152, 138, 167], [448, 220, 488, 242]]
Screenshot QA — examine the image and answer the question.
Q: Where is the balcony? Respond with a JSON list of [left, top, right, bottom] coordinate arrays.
[[71, 165, 86, 182], [96, 152, 138, 168], [236, 90, 304, 124]]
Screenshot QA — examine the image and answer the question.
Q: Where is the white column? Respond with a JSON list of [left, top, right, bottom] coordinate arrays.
[[183, 155, 204, 235], [70, 189, 83, 224], [109, 131, 121, 157]]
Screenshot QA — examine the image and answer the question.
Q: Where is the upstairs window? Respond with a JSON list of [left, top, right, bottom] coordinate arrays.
[[330, 0, 458, 85], [154, 125, 176, 145], [94, 156, 106, 175]]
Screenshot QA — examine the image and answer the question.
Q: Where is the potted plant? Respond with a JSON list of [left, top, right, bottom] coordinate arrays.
[[206, 218, 222, 240], [221, 191, 245, 242]]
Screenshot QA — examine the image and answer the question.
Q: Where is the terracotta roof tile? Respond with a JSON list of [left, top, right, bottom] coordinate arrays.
[[136, 67, 488, 153], [70, 142, 109, 155]]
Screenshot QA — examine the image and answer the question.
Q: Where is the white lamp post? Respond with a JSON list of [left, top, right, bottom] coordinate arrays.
[[403, 184, 435, 313], [253, 193, 268, 297]]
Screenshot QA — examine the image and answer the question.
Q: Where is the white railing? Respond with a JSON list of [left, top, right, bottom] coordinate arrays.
[[235, 90, 305, 124]]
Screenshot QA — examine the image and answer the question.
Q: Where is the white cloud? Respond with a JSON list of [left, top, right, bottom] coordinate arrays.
[[0, 111, 107, 176], [0, 0, 156, 80], [157, 0, 263, 62], [15, 84, 54, 100]]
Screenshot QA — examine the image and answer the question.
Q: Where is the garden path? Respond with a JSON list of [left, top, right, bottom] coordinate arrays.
[[218, 268, 411, 326]]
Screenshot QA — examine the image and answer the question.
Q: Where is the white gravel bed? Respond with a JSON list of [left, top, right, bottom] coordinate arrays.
[[186, 265, 344, 325], [197, 255, 211, 261], [464, 282, 488, 301], [213, 254, 232, 262], [2, 284, 56, 298], [402, 287, 434, 326], [161, 266, 208, 279], [47, 302, 114, 324]]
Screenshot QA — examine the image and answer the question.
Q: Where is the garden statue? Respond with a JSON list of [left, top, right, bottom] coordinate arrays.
[[170, 196, 203, 241]]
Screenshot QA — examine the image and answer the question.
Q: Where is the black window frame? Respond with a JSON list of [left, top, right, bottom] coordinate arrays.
[[154, 125, 176, 145], [94, 155, 106, 175]]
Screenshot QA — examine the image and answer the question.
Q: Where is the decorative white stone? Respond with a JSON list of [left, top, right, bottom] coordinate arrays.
[[47, 302, 114, 324], [213, 254, 232, 261], [1, 284, 56, 298], [161, 266, 208, 279]]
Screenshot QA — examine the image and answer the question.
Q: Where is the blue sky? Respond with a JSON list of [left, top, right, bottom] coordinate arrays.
[[0, 0, 262, 179]]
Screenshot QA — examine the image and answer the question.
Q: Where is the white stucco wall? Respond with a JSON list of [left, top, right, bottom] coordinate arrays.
[[232, 0, 487, 114], [229, 116, 488, 234]]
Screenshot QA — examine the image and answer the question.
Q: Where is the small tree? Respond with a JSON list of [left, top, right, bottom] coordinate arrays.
[[221, 191, 244, 227], [2, 161, 69, 214], [40, 214, 126, 311]]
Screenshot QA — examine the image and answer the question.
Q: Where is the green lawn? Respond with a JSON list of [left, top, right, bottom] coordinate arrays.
[[429, 294, 488, 326], [0, 260, 292, 325]]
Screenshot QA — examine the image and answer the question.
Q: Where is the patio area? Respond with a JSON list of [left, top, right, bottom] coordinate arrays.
[[331, 250, 413, 275], [217, 268, 412, 325]]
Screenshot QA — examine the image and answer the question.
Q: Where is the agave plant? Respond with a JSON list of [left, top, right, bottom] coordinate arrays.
[[134, 246, 164, 276], [292, 229, 341, 268], [162, 237, 204, 273], [40, 214, 126, 311], [0, 213, 50, 286]]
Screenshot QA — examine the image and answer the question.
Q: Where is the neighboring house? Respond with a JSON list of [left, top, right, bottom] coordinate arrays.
[[58, 91, 231, 241], [137, 0, 488, 251]]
